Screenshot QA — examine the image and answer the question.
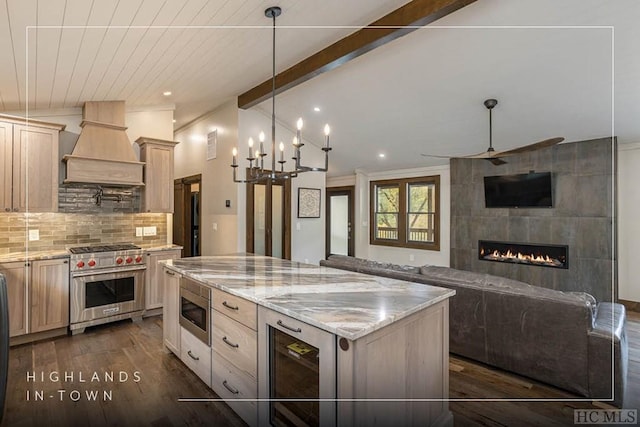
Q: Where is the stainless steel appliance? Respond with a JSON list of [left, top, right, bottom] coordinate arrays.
[[179, 278, 210, 345], [69, 243, 146, 334]]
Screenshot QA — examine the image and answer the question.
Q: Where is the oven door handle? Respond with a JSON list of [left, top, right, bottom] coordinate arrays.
[[71, 265, 147, 277]]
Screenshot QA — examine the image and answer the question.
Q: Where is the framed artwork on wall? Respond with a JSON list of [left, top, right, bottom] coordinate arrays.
[[297, 187, 321, 218]]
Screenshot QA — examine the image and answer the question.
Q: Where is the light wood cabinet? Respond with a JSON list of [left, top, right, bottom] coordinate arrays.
[[30, 259, 70, 333], [211, 310, 257, 379], [145, 249, 181, 311], [180, 326, 212, 387], [211, 350, 258, 426], [162, 267, 181, 355], [211, 289, 258, 426], [135, 137, 179, 213], [0, 261, 28, 337], [0, 115, 64, 213], [212, 288, 257, 331], [0, 257, 70, 338], [0, 122, 12, 211]]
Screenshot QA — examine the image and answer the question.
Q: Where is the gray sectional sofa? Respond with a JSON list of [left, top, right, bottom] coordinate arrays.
[[319, 255, 628, 407]]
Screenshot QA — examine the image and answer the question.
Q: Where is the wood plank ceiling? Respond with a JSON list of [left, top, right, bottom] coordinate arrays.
[[0, 0, 413, 126]]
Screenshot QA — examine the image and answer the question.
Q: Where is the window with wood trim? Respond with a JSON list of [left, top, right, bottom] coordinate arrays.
[[370, 176, 440, 250]]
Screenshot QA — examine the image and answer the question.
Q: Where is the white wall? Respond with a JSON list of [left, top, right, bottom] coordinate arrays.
[[348, 165, 451, 267], [237, 108, 326, 265], [618, 142, 640, 302], [17, 104, 174, 140], [173, 100, 239, 255]]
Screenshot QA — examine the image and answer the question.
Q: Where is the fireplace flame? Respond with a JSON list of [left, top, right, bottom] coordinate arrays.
[[486, 249, 563, 267]]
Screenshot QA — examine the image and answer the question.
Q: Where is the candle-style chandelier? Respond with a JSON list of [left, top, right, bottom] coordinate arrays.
[[231, 6, 332, 183]]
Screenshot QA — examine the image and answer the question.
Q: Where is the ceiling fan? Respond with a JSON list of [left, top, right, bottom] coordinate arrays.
[[421, 99, 564, 166]]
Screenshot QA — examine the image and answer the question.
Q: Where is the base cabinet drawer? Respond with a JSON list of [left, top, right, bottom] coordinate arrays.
[[180, 327, 211, 387], [212, 288, 257, 330], [212, 310, 257, 378], [211, 350, 257, 427]]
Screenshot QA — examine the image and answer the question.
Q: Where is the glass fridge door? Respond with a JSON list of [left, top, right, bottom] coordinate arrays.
[[270, 328, 320, 426], [258, 307, 336, 427]]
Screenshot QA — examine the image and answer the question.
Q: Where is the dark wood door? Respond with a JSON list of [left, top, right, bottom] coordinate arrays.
[[325, 186, 355, 258], [173, 174, 201, 257], [246, 176, 291, 259]]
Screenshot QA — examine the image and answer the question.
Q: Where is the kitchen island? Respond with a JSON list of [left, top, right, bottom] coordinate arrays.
[[162, 255, 455, 427]]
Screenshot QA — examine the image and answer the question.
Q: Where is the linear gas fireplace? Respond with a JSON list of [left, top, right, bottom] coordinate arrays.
[[479, 240, 568, 269]]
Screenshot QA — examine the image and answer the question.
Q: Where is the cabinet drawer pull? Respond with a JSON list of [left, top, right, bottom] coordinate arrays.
[[277, 320, 302, 333], [187, 350, 199, 361], [222, 336, 239, 348], [222, 380, 239, 395], [4, 208, 9, 212], [222, 301, 239, 311], [165, 270, 175, 276], [13, 207, 19, 212]]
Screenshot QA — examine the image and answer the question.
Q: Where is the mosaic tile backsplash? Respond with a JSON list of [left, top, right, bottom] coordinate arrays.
[[0, 212, 167, 255]]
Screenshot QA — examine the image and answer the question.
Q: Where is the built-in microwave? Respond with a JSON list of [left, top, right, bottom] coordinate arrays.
[[179, 278, 211, 346]]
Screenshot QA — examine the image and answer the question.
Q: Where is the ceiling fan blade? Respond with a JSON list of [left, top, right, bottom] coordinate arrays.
[[420, 153, 454, 159], [497, 137, 565, 157], [463, 150, 502, 159], [486, 157, 508, 166], [464, 150, 508, 164]]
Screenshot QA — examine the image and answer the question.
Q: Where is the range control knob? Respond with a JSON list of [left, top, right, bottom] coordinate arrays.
[[135, 256, 142, 263], [116, 258, 124, 265], [125, 257, 133, 264], [88, 260, 96, 267], [76, 261, 85, 268]]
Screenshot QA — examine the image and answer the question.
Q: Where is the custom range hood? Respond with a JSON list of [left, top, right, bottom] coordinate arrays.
[[63, 101, 144, 186]]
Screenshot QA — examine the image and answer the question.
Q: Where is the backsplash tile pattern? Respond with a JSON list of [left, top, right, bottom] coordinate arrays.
[[58, 184, 140, 213], [0, 213, 167, 255]]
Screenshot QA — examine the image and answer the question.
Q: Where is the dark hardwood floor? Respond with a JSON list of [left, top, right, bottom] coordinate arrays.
[[2, 311, 638, 427]]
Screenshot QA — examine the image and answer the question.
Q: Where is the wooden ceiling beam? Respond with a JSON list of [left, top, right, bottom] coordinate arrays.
[[238, 0, 476, 109]]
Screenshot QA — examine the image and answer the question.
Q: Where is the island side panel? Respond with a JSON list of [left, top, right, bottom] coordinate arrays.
[[337, 299, 451, 427]]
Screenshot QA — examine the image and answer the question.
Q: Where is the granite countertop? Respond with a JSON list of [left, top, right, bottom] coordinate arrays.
[[0, 244, 182, 263], [140, 244, 183, 253], [162, 254, 455, 341], [0, 249, 70, 263]]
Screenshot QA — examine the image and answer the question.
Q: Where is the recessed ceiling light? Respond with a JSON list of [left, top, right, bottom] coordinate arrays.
[[313, 107, 321, 112], [378, 153, 386, 158], [163, 91, 172, 96], [172, 119, 176, 123]]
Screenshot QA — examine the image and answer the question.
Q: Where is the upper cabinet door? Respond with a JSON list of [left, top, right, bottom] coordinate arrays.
[[136, 137, 178, 213], [0, 122, 12, 212], [145, 145, 174, 212], [12, 124, 59, 212]]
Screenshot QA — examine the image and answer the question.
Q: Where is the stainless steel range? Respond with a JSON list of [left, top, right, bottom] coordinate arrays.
[[69, 243, 146, 334]]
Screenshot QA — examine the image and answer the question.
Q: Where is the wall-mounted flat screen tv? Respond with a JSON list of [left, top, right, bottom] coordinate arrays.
[[484, 172, 553, 208]]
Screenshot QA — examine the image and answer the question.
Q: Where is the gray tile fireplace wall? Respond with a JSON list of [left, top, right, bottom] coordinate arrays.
[[450, 137, 616, 302]]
